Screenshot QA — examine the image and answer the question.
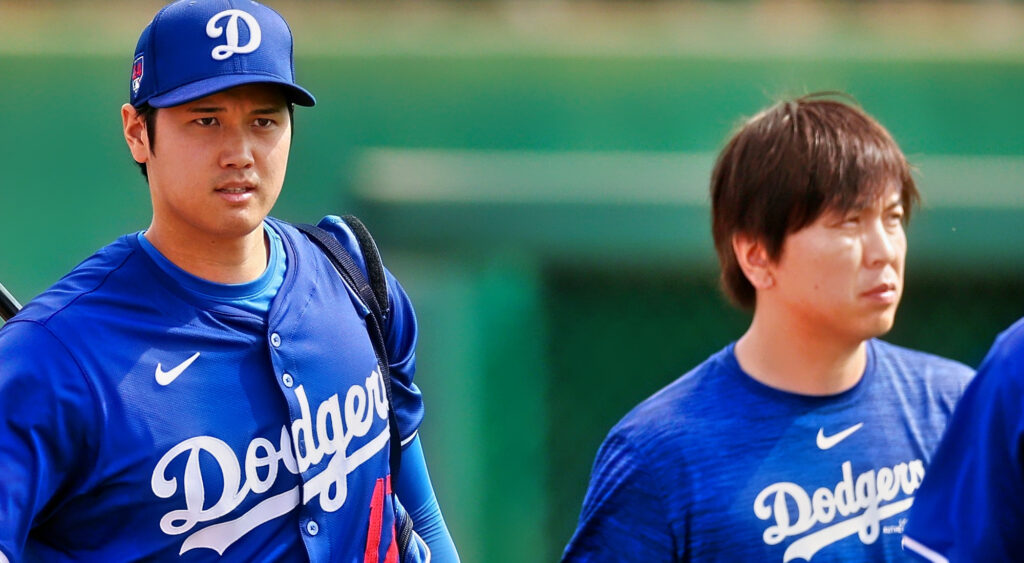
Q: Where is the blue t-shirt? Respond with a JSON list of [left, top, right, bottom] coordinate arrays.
[[136, 223, 286, 317], [903, 317, 1024, 562], [564, 340, 972, 562], [0, 216, 424, 561]]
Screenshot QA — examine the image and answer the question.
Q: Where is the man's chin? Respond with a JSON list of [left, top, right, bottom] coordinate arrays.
[[214, 210, 271, 238], [865, 314, 898, 340]]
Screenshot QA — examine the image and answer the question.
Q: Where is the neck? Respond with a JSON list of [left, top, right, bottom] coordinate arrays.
[[144, 222, 269, 284], [734, 306, 868, 396]]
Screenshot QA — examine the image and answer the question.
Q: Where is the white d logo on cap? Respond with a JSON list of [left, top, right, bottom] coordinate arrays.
[[206, 9, 262, 61]]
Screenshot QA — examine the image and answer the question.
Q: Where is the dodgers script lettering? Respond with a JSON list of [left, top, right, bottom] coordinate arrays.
[[754, 459, 925, 562], [151, 369, 390, 555]]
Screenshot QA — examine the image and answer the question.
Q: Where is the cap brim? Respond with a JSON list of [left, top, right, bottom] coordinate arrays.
[[145, 74, 315, 108]]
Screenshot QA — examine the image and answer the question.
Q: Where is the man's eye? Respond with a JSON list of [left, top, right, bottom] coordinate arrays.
[[195, 117, 218, 126], [254, 118, 275, 128]]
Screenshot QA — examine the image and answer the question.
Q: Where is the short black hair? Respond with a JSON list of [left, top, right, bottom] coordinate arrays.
[[133, 102, 295, 180]]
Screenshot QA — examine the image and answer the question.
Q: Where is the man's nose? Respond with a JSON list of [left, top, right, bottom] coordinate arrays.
[[219, 126, 255, 169]]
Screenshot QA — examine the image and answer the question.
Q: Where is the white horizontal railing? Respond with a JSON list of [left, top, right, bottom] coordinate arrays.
[[354, 148, 1024, 209]]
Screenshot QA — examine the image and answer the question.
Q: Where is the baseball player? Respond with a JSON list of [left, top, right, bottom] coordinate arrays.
[[0, 1, 458, 561], [902, 316, 1024, 562], [562, 94, 973, 562]]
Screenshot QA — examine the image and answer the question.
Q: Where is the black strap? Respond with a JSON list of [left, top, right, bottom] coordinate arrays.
[[294, 219, 402, 477], [341, 214, 390, 321], [0, 281, 21, 322]]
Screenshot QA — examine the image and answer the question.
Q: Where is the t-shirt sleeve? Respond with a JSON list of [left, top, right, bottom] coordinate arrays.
[[316, 215, 424, 442], [0, 321, 99, 559], [903, 322, 1024, 561], [563, 430, 676, 562]]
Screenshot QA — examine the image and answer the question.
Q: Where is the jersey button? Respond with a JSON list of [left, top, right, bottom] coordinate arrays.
[[282, 373, 294, 388], [306, 520, 319, 536], [270, 333, 282, 347]]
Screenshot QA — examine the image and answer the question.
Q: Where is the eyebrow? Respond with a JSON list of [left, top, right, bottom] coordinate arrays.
[[185, 106, 286, 114], [186, 106, 223, 114]]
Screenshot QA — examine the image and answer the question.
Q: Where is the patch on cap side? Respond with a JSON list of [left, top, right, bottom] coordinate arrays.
[[131, 55, 144, 95]]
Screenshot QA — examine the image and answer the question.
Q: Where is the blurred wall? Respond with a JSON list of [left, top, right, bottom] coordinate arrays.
[[2, 2, 1024, 561]]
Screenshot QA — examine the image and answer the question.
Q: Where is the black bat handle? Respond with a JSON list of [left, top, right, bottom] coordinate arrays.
[[0, 282, 22, 321]]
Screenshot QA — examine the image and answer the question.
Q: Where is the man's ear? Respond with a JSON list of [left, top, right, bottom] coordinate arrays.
[[732, 233, 775, 290], [122, 103, 150, 165]]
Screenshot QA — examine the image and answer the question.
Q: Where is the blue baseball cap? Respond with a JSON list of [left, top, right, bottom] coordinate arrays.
[[130, 0, 315, 108]]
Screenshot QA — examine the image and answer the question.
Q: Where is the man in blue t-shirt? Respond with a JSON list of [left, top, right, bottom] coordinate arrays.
[[563, 94, 972, 562], [0, 1, 459, 561], [903, 316, 1024, 562]]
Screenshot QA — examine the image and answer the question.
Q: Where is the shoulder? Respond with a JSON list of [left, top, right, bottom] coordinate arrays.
[[982, 317, 1024, 372], [964, 317, 1024, 397], [607, 348, 733, 454], [0, 318, 77, 370], [271, 215, 405, 319], [11, 235, 142, 328], [870, 339, 974, 387], [0, 234, 152, 393], [0, 316, 99, 430], [866, 339, 974, 421], [269, 215, 371, 273], [314, 215, 366, 257]]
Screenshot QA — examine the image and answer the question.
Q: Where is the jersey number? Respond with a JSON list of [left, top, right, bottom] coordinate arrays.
[[364, 476, 399, 563]]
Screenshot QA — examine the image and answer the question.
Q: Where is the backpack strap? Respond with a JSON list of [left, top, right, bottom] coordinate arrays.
[[294, 218, 402, 477], [340, 214, 390, 321]]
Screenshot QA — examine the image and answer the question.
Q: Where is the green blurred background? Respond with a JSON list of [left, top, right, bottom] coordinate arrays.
[[2, 2, 1024, 561]]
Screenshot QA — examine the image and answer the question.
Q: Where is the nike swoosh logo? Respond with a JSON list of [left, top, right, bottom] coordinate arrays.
[[155, 352, 200, 386], [816, 422, 864, 450]]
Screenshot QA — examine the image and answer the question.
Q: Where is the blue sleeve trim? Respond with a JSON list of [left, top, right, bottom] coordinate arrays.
[[394, 436, 460, 562]]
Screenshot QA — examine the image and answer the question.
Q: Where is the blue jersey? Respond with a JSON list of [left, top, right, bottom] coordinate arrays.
[[903, 317, 1024, 562], [0, 216, 423, 561], [564, 341, 971, 563]]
